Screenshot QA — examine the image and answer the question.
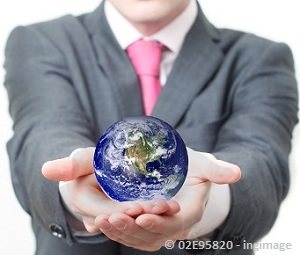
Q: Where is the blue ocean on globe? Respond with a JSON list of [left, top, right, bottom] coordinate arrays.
[[93, 116, 188, 201]]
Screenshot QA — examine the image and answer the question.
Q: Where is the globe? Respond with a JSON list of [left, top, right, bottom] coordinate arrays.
[[93, 116, 188, 201]]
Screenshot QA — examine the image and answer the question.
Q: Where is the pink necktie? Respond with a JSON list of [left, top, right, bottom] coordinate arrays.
[[127, 39, 164, 115]]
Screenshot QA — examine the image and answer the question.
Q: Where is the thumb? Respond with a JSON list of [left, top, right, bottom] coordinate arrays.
[[187, 148, 241, 185], [205, 158, 241, 184], [42, 147, 95, 181]]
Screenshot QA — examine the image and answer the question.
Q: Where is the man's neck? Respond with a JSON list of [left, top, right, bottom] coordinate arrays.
[[128, 2, 190, 36]]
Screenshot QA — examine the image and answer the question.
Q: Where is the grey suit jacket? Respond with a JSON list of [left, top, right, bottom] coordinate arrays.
[[4, 1, 298, 255]]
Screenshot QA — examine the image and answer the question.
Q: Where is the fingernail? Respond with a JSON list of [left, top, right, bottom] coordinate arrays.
[[111, 219, 127, 231], [41, 163, 48, 173]]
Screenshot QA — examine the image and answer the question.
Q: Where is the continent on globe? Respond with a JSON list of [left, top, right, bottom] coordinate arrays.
[[94, 116, 188, 201], [125, 131, 165, 178]]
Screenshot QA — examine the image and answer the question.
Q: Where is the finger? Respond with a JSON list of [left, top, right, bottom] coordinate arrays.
[[42, 147, 95, 181], [100, 199, 179, 217], [108, 213, 166, 243], [136, 214, 185, 236], [82, 216, 101, 233], [92, 199, 180, 219], [96, 214, 142, 247], [205, 158, 241, 184], [135, 199, 180, 216], [187, 148, 241, 184], [161, 199, 181, 216]]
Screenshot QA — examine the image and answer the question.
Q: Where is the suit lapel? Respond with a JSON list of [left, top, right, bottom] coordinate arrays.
[[152, 7, 224, 128], [85, 2, 144, 123]]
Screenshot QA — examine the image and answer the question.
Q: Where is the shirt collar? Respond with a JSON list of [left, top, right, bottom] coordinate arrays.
[[105, 0, 198, 54]]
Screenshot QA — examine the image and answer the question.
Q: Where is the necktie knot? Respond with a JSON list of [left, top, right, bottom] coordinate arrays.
[[127, 39, 164, 77]]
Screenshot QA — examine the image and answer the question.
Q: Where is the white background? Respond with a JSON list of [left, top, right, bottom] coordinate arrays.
[[0, 0, 299, 254]]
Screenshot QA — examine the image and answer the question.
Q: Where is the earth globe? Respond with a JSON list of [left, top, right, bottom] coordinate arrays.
[[93, 116, 188, 201]]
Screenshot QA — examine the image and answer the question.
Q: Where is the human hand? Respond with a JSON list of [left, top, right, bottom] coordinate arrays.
[[42, 147, 181, 233], [94, 148, 241, 251]]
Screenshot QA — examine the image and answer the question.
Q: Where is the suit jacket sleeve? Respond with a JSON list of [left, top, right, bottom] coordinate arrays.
[[212, 41, 298, 245], [4, 26, 98, 245]]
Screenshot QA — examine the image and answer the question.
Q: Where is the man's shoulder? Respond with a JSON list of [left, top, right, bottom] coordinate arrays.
[[18, 13, 88, 37], [6, 12, 94, 55], [215, 27, 293, 73], [218, 28, 283, 56], [9, 10, 96, 43]]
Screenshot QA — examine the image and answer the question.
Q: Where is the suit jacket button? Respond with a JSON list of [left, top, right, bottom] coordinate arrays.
[[49, 224, 66, 239], [232, 235, 244, 246]]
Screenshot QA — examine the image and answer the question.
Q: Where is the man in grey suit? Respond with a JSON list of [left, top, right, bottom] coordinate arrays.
[[4, 0, 298, 254]]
